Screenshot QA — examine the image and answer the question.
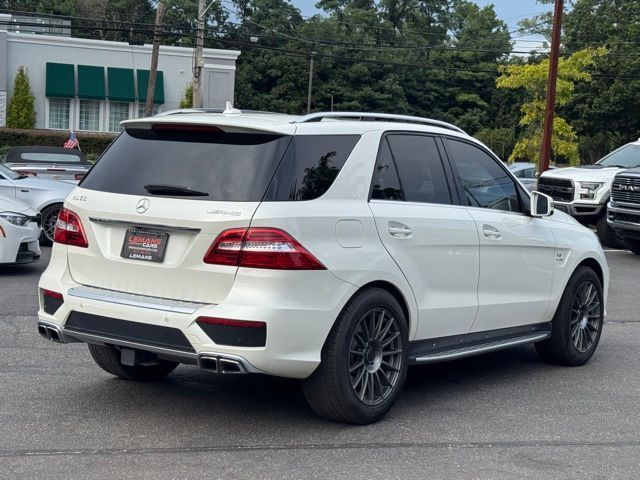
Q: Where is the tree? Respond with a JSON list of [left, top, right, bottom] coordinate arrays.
[[6, 66, 36, 129], [496, 48, 606, 166], [179, 83, 193, 108]]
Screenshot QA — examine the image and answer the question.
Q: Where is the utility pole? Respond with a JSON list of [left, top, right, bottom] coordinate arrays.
[[145, 2, 165, 117], [306, 51, 316, 114], [539, 0, 564, 173], [192, 0, 206, 108]]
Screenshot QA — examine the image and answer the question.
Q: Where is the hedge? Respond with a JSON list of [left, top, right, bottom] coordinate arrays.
[[0, 128, 117, 158]]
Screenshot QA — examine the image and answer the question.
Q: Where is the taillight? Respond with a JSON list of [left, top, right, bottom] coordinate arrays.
[[75, 173, 86, 180], [53, 208, 88, 248], [203, 227, 325, 270], [16, 170, 37, 176]]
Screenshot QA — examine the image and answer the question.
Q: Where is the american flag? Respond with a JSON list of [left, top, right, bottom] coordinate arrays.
[[63, 130, 80, 149]]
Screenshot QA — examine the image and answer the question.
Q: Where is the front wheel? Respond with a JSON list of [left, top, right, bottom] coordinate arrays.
[[596, 213, 623, 249], [302, 288, 409, 424], [624, 238, 640, 255], [535, 266, 604, 366], [88, 344, 179, 381]]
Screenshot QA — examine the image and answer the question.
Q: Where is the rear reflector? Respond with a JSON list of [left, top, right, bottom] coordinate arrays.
[[203, 227, 325, 270], [41, 289, 64, 315], [196, 316, 267, 347], [42, 289, 63, 300], [53, 208, 89, 248], [196, 317, 266, 329]]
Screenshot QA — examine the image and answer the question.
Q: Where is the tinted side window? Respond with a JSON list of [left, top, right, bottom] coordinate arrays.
[[264, 135, 360, 201], [524, 168, 536, 179], [371, 139, 404, 201], [447, 139, 522, 213], [388, 135, 451, 204]]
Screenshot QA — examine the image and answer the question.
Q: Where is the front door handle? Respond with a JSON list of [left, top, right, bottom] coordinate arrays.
[[388, 221, 413, 238], [482, 224, 502, 239]]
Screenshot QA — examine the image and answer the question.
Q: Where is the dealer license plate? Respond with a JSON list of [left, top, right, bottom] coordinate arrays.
[[120, 229, 169, 263]]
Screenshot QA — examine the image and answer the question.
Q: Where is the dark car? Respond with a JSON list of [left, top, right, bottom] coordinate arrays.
[[2, 146, 91, 182]]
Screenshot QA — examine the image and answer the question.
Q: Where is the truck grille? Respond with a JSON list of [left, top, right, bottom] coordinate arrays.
[[612, 175, 640, 205], [537, 177, 574, 202]]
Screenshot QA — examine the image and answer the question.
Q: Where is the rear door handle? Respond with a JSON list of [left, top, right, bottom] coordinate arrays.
[[482, 224, 502, 239], [388, 221, 412, 238]]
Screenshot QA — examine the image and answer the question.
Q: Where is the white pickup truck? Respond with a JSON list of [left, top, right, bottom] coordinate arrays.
[[538, 139, 640, 247]]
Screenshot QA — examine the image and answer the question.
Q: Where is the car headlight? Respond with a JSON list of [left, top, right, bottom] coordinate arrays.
[[578, 182, 604, 200], [0, 212, 31, 226]]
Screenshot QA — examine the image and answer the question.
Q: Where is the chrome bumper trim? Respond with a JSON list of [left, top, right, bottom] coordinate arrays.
[[67, 285, 209, 314], [89, 217, 201, 233]]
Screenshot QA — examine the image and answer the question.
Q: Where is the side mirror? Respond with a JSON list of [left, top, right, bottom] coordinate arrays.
[[530, 191, 554, 217]]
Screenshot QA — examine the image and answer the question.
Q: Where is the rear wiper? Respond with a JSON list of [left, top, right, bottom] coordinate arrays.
[[144, 184, 209, 196]]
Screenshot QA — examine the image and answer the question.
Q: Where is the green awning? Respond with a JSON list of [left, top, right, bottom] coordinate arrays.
[[77, 65, 105, 100], [107, 67, 135, 102], [45, 63, 75, 98], [136, 69, 165, 104]]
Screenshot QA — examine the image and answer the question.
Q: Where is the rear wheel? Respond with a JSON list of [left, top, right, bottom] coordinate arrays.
[[535, 266, 604, 366], [624, 238, 640, 255], [596, 212, 623, 249], [302, 288, 408, 424], [40, 203, 62, 245], [88, 344, 178, 381]]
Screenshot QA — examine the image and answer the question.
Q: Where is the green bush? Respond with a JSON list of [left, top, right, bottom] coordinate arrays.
[[0, 128, 116, 157], [179, 83, 193, 109], [7, 66, 36, 129]]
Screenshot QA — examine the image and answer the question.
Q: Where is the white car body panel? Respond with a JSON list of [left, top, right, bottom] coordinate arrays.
[[0, 171, 73, 212], [38, 112, 610, 379], [0, 195, 41, 264]]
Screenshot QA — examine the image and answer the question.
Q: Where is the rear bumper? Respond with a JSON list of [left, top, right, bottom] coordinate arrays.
[[38, 251, 358, 379]]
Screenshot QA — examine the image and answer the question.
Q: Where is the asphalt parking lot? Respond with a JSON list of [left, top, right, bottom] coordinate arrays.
[[1, 247, 639, 479]]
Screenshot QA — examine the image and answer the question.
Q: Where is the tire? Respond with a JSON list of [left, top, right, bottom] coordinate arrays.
[[302, 288, 409, 424], [88, 344, 179, 381], [596, 212, 623, 249], [40, 203, 62, 245], [535, 266, 604, 366], [624, 238, 640, 255]]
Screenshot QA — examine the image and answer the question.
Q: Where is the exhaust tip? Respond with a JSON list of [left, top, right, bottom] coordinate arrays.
[[47, 328, 61, 342], [37, 324, 49, 339], [219, 358, 245, 374], [199, 356, 219, 372]]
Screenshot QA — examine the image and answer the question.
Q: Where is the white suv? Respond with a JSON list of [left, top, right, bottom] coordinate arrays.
[[38, 111, 609, 424]]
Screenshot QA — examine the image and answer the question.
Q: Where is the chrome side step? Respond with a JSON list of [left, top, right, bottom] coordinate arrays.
[[412, 332, 550, 364]]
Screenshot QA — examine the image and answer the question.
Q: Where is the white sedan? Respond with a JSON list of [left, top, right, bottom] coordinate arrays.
[[0, 195, 41, 264]]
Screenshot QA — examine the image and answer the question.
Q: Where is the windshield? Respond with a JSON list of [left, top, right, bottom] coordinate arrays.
[[597, 144, 640, 168], [0, 163, 23, 180]]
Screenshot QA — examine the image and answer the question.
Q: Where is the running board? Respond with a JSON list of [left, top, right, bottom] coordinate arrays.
[[409, 323, 551, 365]]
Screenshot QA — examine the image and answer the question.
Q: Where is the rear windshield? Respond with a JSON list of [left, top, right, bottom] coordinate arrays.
[[80, 128, 360, 202], [19, 153, 84, 163]]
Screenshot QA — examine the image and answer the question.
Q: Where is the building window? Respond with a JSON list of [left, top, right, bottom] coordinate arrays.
[[138, 103, 159, 118], [79, 100, 101, 131], [108, 101, 130, 132], [48, 98, 70, 129]]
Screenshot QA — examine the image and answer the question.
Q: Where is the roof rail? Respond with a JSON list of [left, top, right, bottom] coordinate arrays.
[[155, 108, 289, 117], [292, 112, 466, 134]]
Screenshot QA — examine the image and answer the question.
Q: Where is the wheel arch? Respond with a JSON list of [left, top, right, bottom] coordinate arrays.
[[351, 280, 412, 333], [577, 257, 604, 287]]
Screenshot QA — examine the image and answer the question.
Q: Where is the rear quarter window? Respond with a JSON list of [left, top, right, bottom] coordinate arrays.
[[263, 135, 361, 201]]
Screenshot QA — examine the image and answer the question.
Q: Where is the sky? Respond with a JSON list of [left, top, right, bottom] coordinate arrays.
[[291, 0, 554, 50]]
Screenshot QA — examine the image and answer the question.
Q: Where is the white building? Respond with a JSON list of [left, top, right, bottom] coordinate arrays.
[[0, 28, 240, 132]]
